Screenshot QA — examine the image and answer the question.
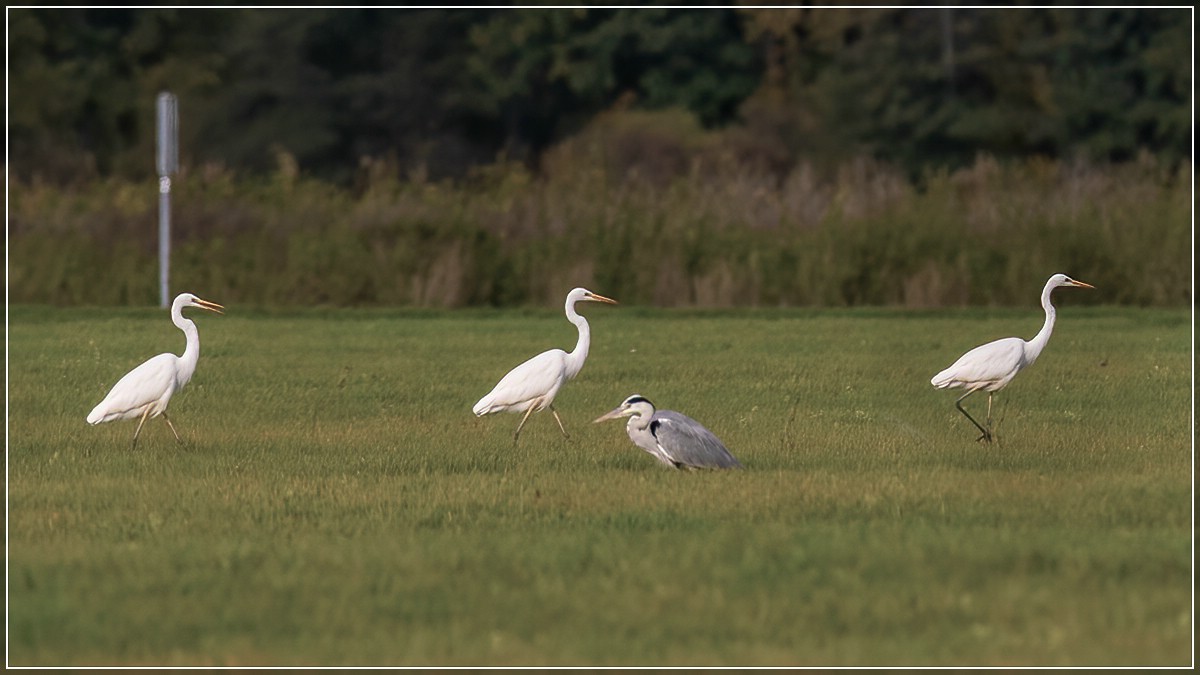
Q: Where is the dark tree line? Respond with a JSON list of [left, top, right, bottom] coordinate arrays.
[[7, 7, 1191, 184]]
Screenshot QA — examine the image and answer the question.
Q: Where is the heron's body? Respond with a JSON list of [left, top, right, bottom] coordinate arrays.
[[473, 287, 617, 440], [931, 273, 1093, 442], [87, 293, 224, 447], [595, 395, 742, 470]]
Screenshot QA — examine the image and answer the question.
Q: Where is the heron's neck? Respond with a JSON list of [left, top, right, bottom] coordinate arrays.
[[1025, 283, 1057, 365], [173, 309, 201, 385], [564, 303, 590, 380], [626, 413, 651, 433]]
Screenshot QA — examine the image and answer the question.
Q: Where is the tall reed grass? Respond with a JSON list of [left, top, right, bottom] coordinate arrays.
[[8, 112, 1190, 308]]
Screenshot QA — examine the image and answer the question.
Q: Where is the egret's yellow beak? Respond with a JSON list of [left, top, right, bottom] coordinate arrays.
[[195, 298, 225, 314], [585, 292, 618, 305], [1068, 280, 1095, 290]]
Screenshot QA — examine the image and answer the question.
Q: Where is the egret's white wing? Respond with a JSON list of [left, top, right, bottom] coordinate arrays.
[[88, 353, 179, 424], [473, 349, 568, 415], [931, 337, 1025, 391]]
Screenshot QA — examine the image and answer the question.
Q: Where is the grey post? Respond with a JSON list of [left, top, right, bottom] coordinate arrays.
[[156, 92, 178, 308]]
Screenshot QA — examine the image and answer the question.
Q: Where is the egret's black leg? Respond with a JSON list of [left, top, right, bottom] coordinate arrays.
[[955, 390, 993, 443]]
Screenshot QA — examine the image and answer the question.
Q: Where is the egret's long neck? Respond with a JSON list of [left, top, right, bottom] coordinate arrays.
[[173, 306, 201, 385], [564, 300, 590, 380], [1024, 281, 1058, 366]]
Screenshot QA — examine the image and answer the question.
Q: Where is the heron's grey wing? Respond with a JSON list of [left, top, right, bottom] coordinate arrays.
[[650, 411, 742, 470], [627, 423, 678, 468]]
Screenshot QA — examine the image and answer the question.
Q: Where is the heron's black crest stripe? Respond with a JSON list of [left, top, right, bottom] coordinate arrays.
[[625, 395, 653, 407]]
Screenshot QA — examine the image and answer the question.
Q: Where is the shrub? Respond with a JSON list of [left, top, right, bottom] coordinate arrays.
[[8, 114, 1190, 308]]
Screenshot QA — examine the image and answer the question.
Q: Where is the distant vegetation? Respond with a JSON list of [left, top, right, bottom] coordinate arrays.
[[7, 8, 1191, 308], [8, 8, 1190, 183], [9, 119, 1190, 308]]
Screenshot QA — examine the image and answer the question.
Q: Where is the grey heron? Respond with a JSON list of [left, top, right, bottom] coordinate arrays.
[[593, 394, 742, 470], [931, 273, 1094, 442], [473, 287, 618, 441]]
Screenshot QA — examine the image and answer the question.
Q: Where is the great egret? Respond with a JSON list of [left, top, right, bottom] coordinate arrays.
[[593, 394, 742, 470], [87, 293, 224, 448], [930, 273, 1094, 442], [473, 287, 618, 441]]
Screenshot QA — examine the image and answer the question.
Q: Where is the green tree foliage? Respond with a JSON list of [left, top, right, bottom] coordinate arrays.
[[8, 9, 140, 179], [6, 7, 1190, 183], [7, 9, 490, 183], [740, 7, 1191, 172], [304, 10, 493, 180], [464, 8, 760, 161]]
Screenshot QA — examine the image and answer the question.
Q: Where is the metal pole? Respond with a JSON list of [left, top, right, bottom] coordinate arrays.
[[159, 176, 171, 308], [156, 92, 178, 308]]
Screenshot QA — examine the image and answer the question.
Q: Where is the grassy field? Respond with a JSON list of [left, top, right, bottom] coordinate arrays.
[[7, 303, 1193, 666]]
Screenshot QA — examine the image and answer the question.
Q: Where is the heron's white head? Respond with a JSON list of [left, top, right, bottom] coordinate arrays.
[[1048, 274, 1095, 291], [174, 292, 225, 315], [568, 287, 619, 306], [593, 394, 656, 423]]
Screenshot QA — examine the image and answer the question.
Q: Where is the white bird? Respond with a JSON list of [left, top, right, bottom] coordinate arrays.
[[473, 287, 618, 441], [593, 394, 742, 470], [87, 293, 224, 448], [931, 273, 1094, 442]]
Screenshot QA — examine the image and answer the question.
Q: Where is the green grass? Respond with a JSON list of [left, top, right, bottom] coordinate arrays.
[[7, 304, 1192, 666]]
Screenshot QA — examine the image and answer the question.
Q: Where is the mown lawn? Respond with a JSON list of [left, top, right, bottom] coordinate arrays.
[[6, 304, 1192, 666]]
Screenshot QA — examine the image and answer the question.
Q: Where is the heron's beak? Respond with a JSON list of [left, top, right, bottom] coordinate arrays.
[[586, 292, 618, 305], [592, 407, 627, 423], [1069, 280, 1095, 290], [195, 298, 225, 314]]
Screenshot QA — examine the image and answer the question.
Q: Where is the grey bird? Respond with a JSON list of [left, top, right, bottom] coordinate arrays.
[[593, 394, 742, 470]]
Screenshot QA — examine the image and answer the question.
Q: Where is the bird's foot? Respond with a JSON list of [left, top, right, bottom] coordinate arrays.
[[975, 431, 994, 444]]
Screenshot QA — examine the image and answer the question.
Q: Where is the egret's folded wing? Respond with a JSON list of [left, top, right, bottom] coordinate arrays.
[[88, 353, 177, 423]]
